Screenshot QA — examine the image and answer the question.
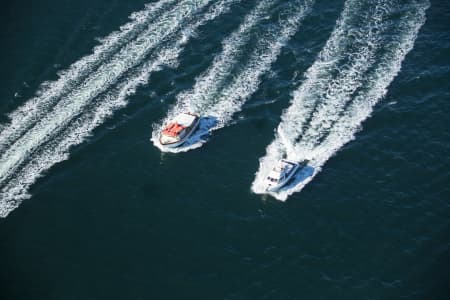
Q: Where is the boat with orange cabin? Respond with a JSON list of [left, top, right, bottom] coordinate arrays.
[[159, 112, 200, 148]]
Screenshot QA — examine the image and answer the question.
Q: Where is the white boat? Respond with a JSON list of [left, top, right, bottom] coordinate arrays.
[[265, 159, 308, 192], [159, 113, 200, 148]]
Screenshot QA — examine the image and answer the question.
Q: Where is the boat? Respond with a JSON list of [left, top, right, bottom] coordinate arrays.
[[159, 112, 200, 148], [265, 159, 308, 192]]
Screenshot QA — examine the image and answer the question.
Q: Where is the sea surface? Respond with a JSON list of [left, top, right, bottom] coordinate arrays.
[[0, 0, 449, 299]]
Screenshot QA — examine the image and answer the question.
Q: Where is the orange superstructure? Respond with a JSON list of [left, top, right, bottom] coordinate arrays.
[[162, 123, 186, 137], [159, 112, 200, 147]]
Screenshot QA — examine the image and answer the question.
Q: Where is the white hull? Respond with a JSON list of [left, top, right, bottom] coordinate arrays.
[[266, 164, 299, 192], [159, 117, 200, 148]]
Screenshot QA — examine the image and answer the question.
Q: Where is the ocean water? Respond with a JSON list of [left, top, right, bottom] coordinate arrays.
[[0, 0, 449, 299]]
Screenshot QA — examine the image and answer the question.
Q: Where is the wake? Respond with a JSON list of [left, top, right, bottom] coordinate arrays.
[[252, 0, 429, 200], [0, 0, 177, 153], [152, 0, 314, 153], [0, 0, 238, 217]]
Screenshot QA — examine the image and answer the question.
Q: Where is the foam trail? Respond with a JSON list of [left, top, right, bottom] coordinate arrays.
[[0, 0, 177, 153], [311, 1, 430, 167], [274, 0, 385, 156], [0, 0, 237, 218], [0, 0, 216, 217], [292, 2, 386, 153], [175, 0, 277, 109], [152, 0, 314, 153], [252, 0, 429, 200]]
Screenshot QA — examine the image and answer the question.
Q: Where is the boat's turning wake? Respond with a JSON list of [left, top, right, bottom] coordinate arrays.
[[0, 0, 239, 217], [252, 0, 429, 200], [151, 0, 314, 153]]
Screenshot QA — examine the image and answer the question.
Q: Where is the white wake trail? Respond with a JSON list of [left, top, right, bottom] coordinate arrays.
[[176, 0, 278, 106], [0, 0, 177, 153], [252, 0, 429, 200], [275, 0, 386, 156], [293, 1, 387, 153], [311, 0, 430, 168], [0, 0, 218, 217], [0, 0, 237, 218], [152, 0, 314, 153]]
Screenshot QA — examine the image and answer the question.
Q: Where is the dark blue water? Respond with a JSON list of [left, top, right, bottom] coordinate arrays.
[[0, 0, 449, 299]]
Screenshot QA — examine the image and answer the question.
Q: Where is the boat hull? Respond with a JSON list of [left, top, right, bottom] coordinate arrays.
[[159, 116, 200, 148], [266, 164, 299, 192]]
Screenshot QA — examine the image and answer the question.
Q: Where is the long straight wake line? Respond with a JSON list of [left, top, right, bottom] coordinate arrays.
[[311, 1, 430, 166], [293, 1, 388, 152], [174, 0, 277, 113], [277, 0, 389, 155], [252, 0, 429, 200], [201, 0, 314, 124], [0, 0, 177, 153], [0, 0, 238, 218]]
